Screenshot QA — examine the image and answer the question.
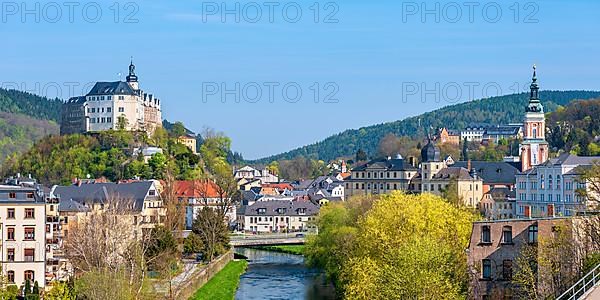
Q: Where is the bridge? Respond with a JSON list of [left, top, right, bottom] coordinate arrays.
[[229, 233, 307, 247]]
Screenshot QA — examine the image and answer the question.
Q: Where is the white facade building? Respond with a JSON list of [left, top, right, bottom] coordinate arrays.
[[61, 61, 162, 135], [516, 153, 600, 218]]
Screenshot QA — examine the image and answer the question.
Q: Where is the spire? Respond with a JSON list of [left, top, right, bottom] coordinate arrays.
[[526, 64, 543, 113]]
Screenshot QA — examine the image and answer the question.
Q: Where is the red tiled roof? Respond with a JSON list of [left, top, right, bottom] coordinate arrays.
[[261, 183, 293, 190], [174, 180, 221, 198]]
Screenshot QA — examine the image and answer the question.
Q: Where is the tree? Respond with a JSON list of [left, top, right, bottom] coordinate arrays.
[[192, 207, 230, 261], [63, 196, 154, 299], [306, 193, 475, 299], [170, 122, 187, 138], [183, 233, 204, 255], [377, 133, 400, 157], [339, 193, 475, 299], [116, 115, 129, 130], [45, 280, 76, 300], [355, 149, 367, 162], [145, 226, 178, 270], [461, 138, 469, 161]]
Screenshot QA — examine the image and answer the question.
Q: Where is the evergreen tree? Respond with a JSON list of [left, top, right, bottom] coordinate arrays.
[[356, 149, 368, 162], [461, 138, 469, 161]]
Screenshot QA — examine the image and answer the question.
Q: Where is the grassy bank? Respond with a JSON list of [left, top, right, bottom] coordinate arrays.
[[189, 260, 248, 300], [254, 245, 305, 255]]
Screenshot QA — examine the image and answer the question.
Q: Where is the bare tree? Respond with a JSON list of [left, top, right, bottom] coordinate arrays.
[[161, 169, 186, 239], [64, 196, 169, 299]]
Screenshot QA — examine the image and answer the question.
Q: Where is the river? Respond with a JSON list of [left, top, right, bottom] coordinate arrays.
[[234, 247, 336, 300]]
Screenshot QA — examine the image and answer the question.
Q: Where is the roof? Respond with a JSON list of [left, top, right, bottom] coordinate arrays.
[[53, 181, 155, 212], [545, 153, 600, 166], [86, 81, 137, 96], [243, 200, 319, 216], [453, 161, 519, 185], [429, 167, 476, 181], [0, 184, 45, 204], [262, 183, 293, 191], [352, 158, 417, 172], [66, 96, 86, 104], [174, 180, 222, 198], [485, 187, 516, 201]]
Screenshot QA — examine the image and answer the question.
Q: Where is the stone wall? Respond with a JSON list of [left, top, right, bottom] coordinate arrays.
[[174, 250, 234, 299]]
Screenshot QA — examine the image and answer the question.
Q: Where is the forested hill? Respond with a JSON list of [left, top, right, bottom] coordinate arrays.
[[0, 88, 63, 121], [253, 91, 600, 163], [0, 88, 62, 166]]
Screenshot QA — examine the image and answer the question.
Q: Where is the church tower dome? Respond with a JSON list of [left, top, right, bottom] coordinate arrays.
[[519, 65, 549, 171], [421, 138, 441, 163]]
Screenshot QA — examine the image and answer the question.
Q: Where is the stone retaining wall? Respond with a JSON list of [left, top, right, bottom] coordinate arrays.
[[173, 250, 234, 299]]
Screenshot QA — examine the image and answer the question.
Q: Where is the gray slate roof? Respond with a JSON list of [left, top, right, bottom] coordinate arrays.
[[87, 81, 137, 96], [453, 161, 519, 185], [352, 158, 417, 172], [53, 181, 155, 212], [244, 200, 319, 217]]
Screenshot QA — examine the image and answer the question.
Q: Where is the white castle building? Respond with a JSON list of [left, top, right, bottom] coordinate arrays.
[[61, 61, 162, 135]]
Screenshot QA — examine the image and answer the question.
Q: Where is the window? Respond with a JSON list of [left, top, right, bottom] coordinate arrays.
[[7, 208, 14, 219], [482, 259, 492, 279], [7, 227, 15, 240], [481, 225, 491, 243], [502, 226, 513, 244], [24, 227, 35, 240], [24, 270, 34, 282], [9, 192, 16, 198], [119, 107, 125, 112], [7, 271, 14, 283], [107, 117, 112, 123], [503, 260, 513, 280], [7, 248, 14, 262], [24, 249, 35, 262], [528, 225, 538, 243], [25, 208, 34, 219]]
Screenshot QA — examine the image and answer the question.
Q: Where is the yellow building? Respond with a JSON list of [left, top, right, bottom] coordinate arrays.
[[178, 135, 197, 154]]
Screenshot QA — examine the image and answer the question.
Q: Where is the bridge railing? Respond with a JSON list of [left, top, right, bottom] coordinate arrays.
[[556, 263, 600, 300]]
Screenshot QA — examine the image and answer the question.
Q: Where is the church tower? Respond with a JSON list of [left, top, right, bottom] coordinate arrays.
[[126, 59, 139, 91], [520, 65, 549, 171]]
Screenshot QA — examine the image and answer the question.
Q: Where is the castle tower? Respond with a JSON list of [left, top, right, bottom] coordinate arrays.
[[520, 65, 549, 171], [126, 58, 139, 91]]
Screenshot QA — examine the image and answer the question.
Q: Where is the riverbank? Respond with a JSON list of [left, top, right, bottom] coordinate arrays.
[[252, 245, 305, 255], [189, 259, 248, 300]]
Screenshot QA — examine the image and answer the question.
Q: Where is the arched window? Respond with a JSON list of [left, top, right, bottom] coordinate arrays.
[[24, 270, 34, 283], [556, 175, 561, 190], [532, 124, 538, 138], [7, 271, 14, 283], [541, 175, 545, 189], [548, 175, 553, 190]]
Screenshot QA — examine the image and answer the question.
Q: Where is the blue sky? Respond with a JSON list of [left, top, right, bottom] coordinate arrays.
[[2, 0, 600, 159]]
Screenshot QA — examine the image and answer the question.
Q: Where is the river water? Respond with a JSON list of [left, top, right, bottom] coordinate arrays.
[[234, 247, 336, 300]]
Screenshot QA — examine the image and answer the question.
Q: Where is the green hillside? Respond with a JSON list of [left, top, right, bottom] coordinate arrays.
[[0, 88, 62, 166], [252, 91, 600, 163], [0, 88, 63, 121]]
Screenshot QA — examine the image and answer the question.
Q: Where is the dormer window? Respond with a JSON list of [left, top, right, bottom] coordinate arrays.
[[257, 208, 266, 215], [277, 208, 287, 215], [298, 208, 306, 215]]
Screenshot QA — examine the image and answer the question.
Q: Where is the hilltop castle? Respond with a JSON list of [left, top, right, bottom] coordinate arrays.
[[61, 61, 162, 135]]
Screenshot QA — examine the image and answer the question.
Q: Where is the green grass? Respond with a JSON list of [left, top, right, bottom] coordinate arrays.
[[189, 260, 248, 300], [254, 245, 305, 255]]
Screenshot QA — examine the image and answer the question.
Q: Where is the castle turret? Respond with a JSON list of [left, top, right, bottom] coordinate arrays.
[[126, 59, 139, 91]]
